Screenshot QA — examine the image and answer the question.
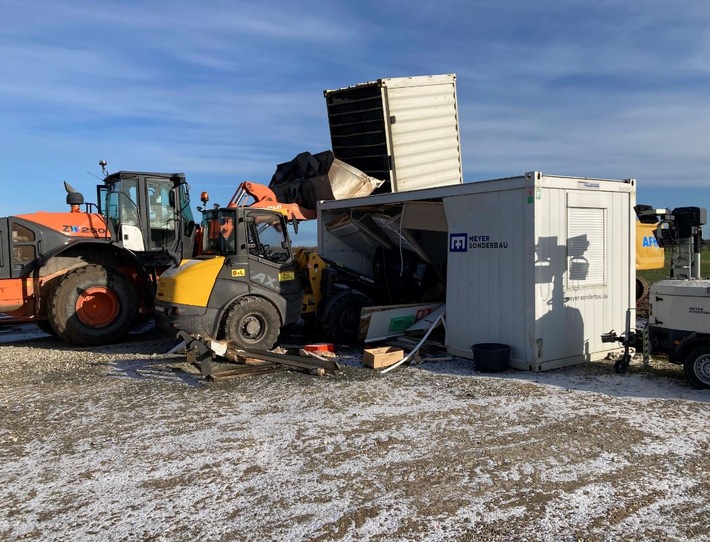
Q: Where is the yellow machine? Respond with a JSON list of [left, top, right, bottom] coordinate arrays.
[[635, 220, 665, 301], [155, 207, 377, 351], [155, 204, 305, 351]]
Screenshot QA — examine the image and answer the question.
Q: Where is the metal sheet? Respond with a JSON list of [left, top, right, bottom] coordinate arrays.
[[402, 202, 448, 232], [359, 302, 445, 342], [324, 213, 392, 258]]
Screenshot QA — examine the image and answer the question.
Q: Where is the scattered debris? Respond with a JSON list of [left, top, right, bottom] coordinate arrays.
[[302, 343, 336, 355], [359, 302, 444, 343], [379, 314, 445, 374], [176, 331, 340, 382], [299, 349, 335, 362], [412, 355, 453, 365]]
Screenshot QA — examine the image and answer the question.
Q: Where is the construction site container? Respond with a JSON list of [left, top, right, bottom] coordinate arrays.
[[317, 172, 636, 371], [324, 74, 463, 194]]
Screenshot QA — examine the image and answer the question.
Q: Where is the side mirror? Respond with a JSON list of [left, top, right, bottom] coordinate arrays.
[[169, 191, 176, 208], [184, 219, 195, 237]]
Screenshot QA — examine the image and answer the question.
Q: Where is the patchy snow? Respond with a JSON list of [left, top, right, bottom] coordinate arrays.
[[0, 325, 708, 541]]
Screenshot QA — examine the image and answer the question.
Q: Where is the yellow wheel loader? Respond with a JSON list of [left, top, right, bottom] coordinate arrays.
[[155, 205, 304, 351], [155, 201, 378, 351]]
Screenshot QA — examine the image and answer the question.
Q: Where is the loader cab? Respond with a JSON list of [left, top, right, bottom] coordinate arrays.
[[202, 207, 292, 265], [98, 172, 196, 265]]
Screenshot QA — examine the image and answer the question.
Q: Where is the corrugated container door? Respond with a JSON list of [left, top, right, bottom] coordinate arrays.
[[384, 76, 463, 192]]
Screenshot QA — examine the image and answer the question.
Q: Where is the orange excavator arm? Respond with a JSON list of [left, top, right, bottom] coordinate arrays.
[[228, 182, 316, 221]]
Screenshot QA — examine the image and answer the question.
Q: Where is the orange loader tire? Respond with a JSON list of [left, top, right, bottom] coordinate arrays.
[[48, 264, 138, 346]]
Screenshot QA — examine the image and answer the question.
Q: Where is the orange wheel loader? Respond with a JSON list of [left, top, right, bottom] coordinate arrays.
[[0, 162, 197, 345]]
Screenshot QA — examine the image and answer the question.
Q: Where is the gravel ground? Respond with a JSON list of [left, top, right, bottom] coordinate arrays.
[[0, 325, 708, 542]]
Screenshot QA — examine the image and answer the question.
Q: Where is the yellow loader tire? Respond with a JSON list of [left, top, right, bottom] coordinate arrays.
[[223, 296, 281, 351]]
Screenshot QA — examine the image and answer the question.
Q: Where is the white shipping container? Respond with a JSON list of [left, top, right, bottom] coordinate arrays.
[[317, 172, 636, 371], [324, 74, 463, 193]]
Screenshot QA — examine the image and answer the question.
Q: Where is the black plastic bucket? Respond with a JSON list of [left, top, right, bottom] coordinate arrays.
[[471, 343, 510, 373]]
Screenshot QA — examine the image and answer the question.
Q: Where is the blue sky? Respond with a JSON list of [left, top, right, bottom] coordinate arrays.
[[1, 0, 708, 246]]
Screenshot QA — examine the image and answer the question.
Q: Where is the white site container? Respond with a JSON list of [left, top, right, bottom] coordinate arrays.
[[324, 74, 463, 193], [317, 172, 636, 371]]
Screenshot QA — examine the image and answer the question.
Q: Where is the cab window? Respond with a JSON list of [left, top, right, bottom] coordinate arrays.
[[202, 209, 237, 256], [11, 223, 36, 264], [104, 180, 139, 227], [147, 181, 174, 231], [247, 211, 290, 264]]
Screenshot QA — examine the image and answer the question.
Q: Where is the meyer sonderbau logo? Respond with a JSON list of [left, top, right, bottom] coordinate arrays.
[[468, 234, 508, 249], [450, 233, 510, 252], [449, 233, 467, 252]]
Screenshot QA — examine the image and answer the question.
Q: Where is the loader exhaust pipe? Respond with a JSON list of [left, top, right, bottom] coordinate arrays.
[[63, 181, 85, 212]]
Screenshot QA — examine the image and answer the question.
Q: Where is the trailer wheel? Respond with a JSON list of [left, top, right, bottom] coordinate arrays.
[[320, 290, 370, 344], [48, 265, 138, 346], [683, 346, 710, 389], [223, 296, 280, 351]]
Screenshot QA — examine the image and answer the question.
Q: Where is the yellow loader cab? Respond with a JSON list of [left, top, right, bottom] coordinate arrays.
[[155, 206, 304, 350]]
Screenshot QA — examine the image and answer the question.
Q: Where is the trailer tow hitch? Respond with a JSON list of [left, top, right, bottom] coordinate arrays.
[[601, 329, 637, 374]]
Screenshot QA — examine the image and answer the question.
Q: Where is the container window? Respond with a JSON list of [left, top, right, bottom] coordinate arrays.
[[567, 207, 605, 286]]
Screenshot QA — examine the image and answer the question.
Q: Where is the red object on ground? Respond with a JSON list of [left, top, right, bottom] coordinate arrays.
[[303, 343, 335, 353]]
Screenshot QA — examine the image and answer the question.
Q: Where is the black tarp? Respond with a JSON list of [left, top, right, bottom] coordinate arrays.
[[268, 151, 336, 210]]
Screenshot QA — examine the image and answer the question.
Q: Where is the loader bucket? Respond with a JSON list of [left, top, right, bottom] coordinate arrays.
[[326, 159, 384, 200], [268, 151, 384, 211]]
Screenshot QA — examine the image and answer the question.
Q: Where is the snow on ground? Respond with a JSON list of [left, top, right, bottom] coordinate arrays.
[[0, 325, 708, 541]]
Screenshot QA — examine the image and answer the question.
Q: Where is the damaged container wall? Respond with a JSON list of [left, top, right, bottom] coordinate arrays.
[[319, 220, 376, 276], [318, 172, 635, 371], [444, 173, 635, 371], [324, 74, 463, 194]]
